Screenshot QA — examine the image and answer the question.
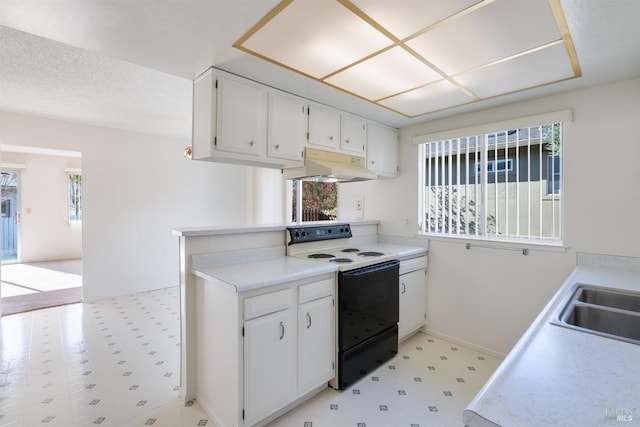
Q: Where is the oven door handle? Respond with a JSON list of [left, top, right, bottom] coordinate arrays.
[[340, 259, 399, 278]]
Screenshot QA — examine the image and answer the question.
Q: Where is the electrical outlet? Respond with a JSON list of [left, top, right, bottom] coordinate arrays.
[[356, 200, 363, 211]]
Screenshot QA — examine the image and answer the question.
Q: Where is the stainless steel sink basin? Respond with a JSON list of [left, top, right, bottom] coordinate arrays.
[[577, 287, 640, 312], [552, 285, 640, 345]]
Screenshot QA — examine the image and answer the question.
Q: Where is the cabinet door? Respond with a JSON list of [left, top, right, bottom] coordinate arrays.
[[399, 269, 427, 341], [268, 92, 306, 165], [341, 114, 367, 155], [367, 123, 399, 177], [308, 104, 340, 150], [298, 296, 335, 394], [244, 309, 296, 425], [216, 77, 267, 157]]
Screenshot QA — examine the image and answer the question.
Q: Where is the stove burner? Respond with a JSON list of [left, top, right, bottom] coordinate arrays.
[[342, 248, 360, 253], [357, 251, 384, 257], [330, 258, 353, 263], [308, 253, 335, 259]]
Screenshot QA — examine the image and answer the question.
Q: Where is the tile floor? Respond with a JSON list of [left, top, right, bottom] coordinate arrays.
[[0, 286, 502, 427]]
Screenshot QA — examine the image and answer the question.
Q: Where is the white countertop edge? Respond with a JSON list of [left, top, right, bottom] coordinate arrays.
[[173, 223, 286, 237], [172, 219, 381, 237]]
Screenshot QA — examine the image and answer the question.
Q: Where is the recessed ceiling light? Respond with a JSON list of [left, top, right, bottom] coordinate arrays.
[[235, 0, 580, 118]]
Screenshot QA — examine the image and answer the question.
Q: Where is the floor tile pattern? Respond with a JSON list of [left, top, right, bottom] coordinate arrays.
[[269, 333, 502, 427], [0, 286, 501, 427], [0, 287, 210, 427]]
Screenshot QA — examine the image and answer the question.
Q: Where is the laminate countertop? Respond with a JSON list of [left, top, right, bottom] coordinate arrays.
[[464, 262, 640, 427], [191, 243, 427, 293]]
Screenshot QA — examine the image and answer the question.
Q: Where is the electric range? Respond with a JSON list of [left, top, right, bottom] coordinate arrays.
[[286, 223, 396, 271], [286, 223, 400, 390]]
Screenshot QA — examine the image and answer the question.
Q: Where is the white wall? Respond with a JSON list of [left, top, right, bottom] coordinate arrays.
[[0, 112, 253, 302], [341, 78, 640, 355], [1, 151, 82, 262]]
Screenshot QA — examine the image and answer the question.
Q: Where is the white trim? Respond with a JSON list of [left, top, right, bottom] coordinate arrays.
[[65, 168, 82, 174], [0, 144, 81, 158], [0, 163, 26, 170], [412, 109, 573, 145]]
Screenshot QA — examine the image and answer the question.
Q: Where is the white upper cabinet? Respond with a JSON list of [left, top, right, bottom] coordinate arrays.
[[193, 68, 400, 174], [340, 114, 367, 155], [216, 76, 267, 158], [367, 123, 399, 178], [307, 103, 340, 150], [192, 68, 303, 169], [267, 91, 306, 165]]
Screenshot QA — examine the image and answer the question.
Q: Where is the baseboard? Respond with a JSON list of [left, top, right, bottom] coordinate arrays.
[[422, 328, 507, 359]]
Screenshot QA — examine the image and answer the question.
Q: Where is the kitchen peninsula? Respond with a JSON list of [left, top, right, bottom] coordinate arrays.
[[173, 221, 428, 427]]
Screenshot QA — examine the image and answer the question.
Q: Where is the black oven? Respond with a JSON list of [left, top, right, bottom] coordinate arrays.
[[337, 259, 399, 389]]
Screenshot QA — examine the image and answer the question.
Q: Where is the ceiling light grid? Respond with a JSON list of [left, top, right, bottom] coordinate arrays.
[[235, 0, 580, 119]]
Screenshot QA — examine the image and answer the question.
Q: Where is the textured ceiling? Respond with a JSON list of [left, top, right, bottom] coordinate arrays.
[[0, 0, 639, 141]]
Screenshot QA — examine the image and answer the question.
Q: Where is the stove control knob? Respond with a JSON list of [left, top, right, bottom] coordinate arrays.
[[301, 231, 306, 237], [294, 231, 300, 238]]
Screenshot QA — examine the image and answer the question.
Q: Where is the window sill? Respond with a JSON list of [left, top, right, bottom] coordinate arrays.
[[415, 233, 569, 253]]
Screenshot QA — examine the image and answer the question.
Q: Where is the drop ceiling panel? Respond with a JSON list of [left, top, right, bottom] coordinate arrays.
[[455, 42, 575, 99], [406, 0, 562, 75], [239, 0, 393, 79], [379, 80, 475, 117], [325, 46, 442, 101], [350, 0, 481, 39]]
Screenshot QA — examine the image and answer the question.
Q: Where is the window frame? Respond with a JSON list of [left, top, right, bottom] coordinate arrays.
[[417, 122, 564, 245], [67, 172, 82, 224], [287, 178, 339, 224]]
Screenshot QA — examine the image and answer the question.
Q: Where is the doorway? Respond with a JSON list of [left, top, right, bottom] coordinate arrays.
[[0, 146, 83, 315], [1, 170, 20, 263]]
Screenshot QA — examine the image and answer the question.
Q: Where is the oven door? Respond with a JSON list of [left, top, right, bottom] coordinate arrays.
[[338, 259, 399, 351]]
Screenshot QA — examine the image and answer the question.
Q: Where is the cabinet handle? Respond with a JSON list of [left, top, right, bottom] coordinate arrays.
[[370, 160, 375, 165], [401, 282, 406, 294], [306, 312, 312, 329], [275, 144, 280, 150], [249, 141, 255, 147], [279, 321, 285, 340], [345, 139, 350, 144], [329, 136, 333, 141]]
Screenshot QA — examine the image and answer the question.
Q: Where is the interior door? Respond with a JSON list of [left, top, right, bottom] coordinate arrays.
[[1, 170, 20, 263]]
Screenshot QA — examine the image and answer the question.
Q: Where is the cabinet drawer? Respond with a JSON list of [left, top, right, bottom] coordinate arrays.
[[244, 289, 292, 320], [399, 256, 428, 275], [299, 278, 334, 304]]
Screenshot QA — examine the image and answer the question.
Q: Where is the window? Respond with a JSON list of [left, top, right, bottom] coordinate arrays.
[[419, 122, 562, 243], [68, 173, 82, 223], [478, 158, 513, 174], [290, 179, 338, 223]]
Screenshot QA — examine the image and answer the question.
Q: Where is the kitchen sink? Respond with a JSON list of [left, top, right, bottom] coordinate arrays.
[[552, 285, 640, 345], [577, 287, 640, 312]]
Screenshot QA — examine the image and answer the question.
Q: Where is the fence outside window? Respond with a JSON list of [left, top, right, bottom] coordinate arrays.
[[419, 123, 562, 243]]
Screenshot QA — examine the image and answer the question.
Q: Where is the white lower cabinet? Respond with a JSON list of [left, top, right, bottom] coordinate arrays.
[[194, 274, 335, 427], [244, 309, 296, 425], [398, 257, 428, 342], [298, 295, 335, 394]]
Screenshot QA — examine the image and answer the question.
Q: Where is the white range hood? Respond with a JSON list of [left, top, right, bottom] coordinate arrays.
[[283, 148, 377, 182]]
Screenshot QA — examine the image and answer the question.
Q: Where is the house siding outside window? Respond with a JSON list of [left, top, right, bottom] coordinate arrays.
[[419, 123, 562, 243]]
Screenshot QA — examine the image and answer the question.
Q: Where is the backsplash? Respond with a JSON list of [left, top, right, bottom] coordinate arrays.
[[577, 252, 640, 272]]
